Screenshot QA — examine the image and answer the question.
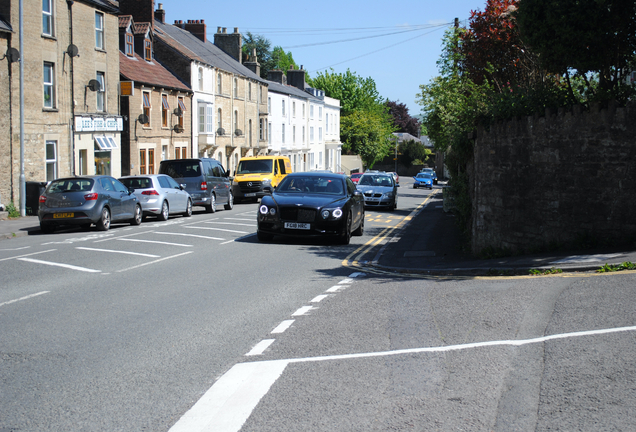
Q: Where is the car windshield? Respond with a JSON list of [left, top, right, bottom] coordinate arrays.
[[120, 177, 152, 189], [160, 161, 201, 178], [359, 175, 393, 187], [47, 178, 94, 193], [277, 176, 344, 195], [417, 173, 433, 179], [236, 159, 273, 174]]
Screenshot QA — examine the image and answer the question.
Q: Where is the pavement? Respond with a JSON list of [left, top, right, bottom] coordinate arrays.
[[2, 198, 635, 276]]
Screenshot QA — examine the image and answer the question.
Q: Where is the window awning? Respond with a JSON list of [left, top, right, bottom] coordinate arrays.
[[95, 136, 117, 150], [162, 96, 170, 110], [178, 98, 186, 111]]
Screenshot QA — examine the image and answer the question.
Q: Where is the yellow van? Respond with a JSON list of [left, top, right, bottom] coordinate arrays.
[[232, 156, 292, 202]]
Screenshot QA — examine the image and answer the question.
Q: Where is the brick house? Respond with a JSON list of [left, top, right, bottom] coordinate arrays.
[[0, 0, 122, 213], [118, 14, 192, 176]]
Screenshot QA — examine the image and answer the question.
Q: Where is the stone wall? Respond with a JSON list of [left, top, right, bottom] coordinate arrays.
[[471, 101, 636, 255]]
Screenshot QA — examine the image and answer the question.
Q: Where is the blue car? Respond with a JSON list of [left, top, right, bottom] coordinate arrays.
[[420, 168, 438, 184], [413, 172, 434, 189]]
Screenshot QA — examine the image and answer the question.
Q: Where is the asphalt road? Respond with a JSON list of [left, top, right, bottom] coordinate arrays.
[[1, 179, 635, 431]]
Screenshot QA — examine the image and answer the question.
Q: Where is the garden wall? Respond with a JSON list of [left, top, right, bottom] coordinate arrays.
[[471, 101, 636, 255]]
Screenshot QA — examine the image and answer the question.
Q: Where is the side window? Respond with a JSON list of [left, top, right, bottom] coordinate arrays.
[[205, 161, 214, 177], [212, 163, 221, 177], [347, 178, 356, 195], [158, 176, 171, 189], [112, 179, 129, 193], [278, 159, 286, 175], [166, 176, 180, 189], [100, 178, 115, 191]]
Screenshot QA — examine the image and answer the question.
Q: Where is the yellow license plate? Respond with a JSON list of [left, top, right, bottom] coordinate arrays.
[[53, 212, 74, 219]]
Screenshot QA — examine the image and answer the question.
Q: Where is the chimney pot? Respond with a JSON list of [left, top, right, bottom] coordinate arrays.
[[234, 27, 239, 33]]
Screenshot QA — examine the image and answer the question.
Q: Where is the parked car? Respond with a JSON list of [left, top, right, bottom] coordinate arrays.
[[159, 158, 233, 213], [420, 167, 438, 184], [119, 174, 192, 221], [356, 172, 399, 211], [257, 172, 365, 245], [389, 172, 400, 184], [350, 172, 363, 184], [38, 175, 142, 233], [413, 172, 434, 189]]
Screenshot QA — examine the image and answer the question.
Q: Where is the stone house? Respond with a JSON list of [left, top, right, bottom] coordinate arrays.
[[0, 0, 122, 213], [118, 13, 192, 175]]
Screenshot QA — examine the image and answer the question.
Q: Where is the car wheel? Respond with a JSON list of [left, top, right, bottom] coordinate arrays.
[[352, 213, 364, 236], [257, 230, 274, 242], [339, 212, 352, 245], [40, 223, 55, 234], [183, 199, 192, 217], [96, 207, 111, 231], [158, 200, 169, 221], [413, 185, 418, 189], [130, 204, 142, 225], [206, 195, 216, 213], [224, 191, 234, 210]]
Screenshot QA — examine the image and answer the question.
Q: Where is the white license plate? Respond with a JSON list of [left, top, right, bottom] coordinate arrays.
[[284, 222, 310, 230], [245, 193, 256, 197]]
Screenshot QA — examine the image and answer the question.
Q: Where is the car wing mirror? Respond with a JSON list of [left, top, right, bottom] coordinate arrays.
[[127, 187, 135, 194], [263, 185, 273, 194], [180, 184, 186, 190]]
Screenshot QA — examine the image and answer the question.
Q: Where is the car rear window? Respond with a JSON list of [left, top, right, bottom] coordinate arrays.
[[47, 178, 94, 193], [120, 177, 152, 189], [159, 161, 201, 178]]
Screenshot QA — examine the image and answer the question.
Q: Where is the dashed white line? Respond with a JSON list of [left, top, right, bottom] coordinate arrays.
[[154, 232, 226, 241], [17, 258, 101, 273], [271, 320, 295, 334], [310, 294, 330, 303], [326, 285, 346, 293], [75, 247, 160, 258], [292, 306, 315, 316], [0, 291, 50, 308], [245, 339, 276, 356]]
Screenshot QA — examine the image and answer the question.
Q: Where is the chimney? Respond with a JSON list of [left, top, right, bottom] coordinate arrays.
[[154, 3, 165, 24], [244, 48, 261, 77], [183, 19, 206, 42], [119, 0, 155, 29], [267, 70, 286, 85], [214, 27, 243, 64], [287, 65, 306, 91]]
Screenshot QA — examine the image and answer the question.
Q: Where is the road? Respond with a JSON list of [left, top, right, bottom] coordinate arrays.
[[1, 179, 635, 431]]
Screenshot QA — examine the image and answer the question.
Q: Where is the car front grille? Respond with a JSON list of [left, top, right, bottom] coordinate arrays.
[[363, 191, 383, 198], [238, 181, 262, 192], [280, 207, 316, 222]]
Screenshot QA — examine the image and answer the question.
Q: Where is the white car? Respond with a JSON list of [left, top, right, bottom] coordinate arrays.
[[119, 174, 192, 221]]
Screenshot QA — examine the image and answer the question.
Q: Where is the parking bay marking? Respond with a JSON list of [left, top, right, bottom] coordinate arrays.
[[185, 226, 250, 234], [169, 324, 636, 432], [204, 221, 257, 227], [75, 247, 160, 258], [154, 232, 226, 241], [17, 257, 101, 273], [116, 238, 193, 247], [0, 249, 57, 263], [0, 291, 50, 308], [117, 251, 194, 273]]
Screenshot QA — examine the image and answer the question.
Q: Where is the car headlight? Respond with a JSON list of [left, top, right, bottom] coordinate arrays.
[[382, 192, 394, 198], [321, 208, 343, 219], [259, 204, 276, 215], [262, 178, 272, 186]]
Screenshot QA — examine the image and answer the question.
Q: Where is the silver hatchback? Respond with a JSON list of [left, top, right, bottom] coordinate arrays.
[[119, 174, 192, 221], [356, 173, 399, 211]]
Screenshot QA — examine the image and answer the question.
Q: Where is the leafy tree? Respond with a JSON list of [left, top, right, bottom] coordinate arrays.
[[271, 47, 298, 75], [308, 69, 384, 115], [517, 0, 636, 97], [397, 140, 431, 166], [386, 101, 421, 136], [242, 32, 273, 79]]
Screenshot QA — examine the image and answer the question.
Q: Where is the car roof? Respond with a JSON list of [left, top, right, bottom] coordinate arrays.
[[287, 172, 345, 179]]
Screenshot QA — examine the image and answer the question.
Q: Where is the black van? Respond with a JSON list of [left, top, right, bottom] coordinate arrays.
[[159, 158, 233, 213]]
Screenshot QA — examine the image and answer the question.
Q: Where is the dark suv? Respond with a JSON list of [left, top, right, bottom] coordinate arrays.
[[159, 158, 233, 213]]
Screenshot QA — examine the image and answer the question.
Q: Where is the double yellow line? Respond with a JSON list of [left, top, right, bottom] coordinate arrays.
[[342, 191, 440, 269]]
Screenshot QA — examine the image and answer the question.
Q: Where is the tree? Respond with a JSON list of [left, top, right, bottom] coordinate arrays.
[[386, 101, 421, 136], [270, 47, 298, 75], [516, 0, 636, 97], [397, 140, 431, 166], [242, 32, 273, 79], [308, 69, 384, 115]]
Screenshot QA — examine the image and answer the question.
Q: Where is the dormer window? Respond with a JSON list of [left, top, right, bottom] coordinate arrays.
[[144, 39, 152, 61], [125, 33, 133, 56]]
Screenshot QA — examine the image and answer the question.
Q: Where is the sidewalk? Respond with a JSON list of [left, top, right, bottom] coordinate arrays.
[[0, 213, 41, 241]]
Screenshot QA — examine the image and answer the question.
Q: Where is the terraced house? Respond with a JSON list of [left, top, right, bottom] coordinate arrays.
[[0, 0, 122, 213]]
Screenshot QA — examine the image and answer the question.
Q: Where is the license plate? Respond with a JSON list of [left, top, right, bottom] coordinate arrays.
[[284, 222, 310, 230], [53, 212, 74, 218], [245, 193, 256, 197]]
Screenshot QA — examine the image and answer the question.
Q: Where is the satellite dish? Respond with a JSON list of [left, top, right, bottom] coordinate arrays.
[[87, 79, 101, 92], [5, 48, 20, 63], [173, 125, 184, 133], [234, 129, 243, 136], [67, 44, 79, 58], [173, 107, 183, 117], [216, 128, 225, 136], [137, 113, 149, 124]]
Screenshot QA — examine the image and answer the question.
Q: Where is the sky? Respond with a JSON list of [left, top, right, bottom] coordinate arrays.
[[157, 0, 487, 118]]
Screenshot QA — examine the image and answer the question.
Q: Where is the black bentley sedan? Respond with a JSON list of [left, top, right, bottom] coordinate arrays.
[[257, 172, 365, 244]]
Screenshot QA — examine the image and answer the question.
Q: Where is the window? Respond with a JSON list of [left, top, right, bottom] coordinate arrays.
[[217, 108, 222, 132], [198, 104, 205, 133], [233, 78, 238, 97], [249, 120, 252, 146], [142, 91, 151, 126], [217, 73, 222, 93], [96, 71, 105, 112], [95, 12, 104, 49], [139, 149, 146, 174], [319, 106, 323, 120], [42, 0, 53, 36], [234, 110, 238, 132], [178, 97, 186, 129], [198, 68, 203, 91], [293, 101, 296, 117], [293, 126, 296, 144], [319, 127, 322, 142], [144, 39, 152, 61], [259, 118, 264, 140], [310, 126, 314, 142], [282, 100, 285, 116], [125, 33, 133, 56], [161, 94, 169, 128], [282, 124, 285, 143], [268, 97, 271, 113], [268, 122, 272, 144], [206, 105, 214, 133], [46, 141, 57, 181], [79, 150, 88, 175], [302, 104, 305, 118], [325, 113, 329, 133], [310, 105, 314, 119], [43, 62, 55, 108], [248, 82, 252, 100], [302, 126, 305, 143], [148, 148, 155, 174], [175, 147, 187, 159]]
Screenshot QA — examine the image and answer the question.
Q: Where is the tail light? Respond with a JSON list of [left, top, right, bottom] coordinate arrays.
[[39, 195, 46, 203], [141, 190, 160, 195], [84, 193, 99, 201], [200, 181, 207, 191]]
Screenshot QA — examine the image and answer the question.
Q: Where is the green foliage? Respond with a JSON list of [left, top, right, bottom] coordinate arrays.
[[5, 201, 20, 218], [308, 69, 384, 115], [271, 47, 298, 74], [596, 262, 636, 273], [398, 140, 431, 166], [242, 32, 272, 79], [529, 267, 563, 275], [340, 110, 395, 167]]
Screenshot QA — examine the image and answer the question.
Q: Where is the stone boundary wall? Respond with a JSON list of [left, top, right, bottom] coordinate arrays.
[[471, 101, 636, 255]]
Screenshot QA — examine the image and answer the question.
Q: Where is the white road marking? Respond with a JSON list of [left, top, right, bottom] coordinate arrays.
[[0, 246, 30, 251], [245, 339, 276, 356], [271, 320, 295, 334], [154, 232, 226, 241], [223, 218, 257, 222], [93, 230, 153, 243], [170, 325, 636, 432], [117, 238, 192, 247], [204, 221, 257, 227], [17, 258, 101, 273], [291, 306, 315, 316], [185, 226, 249, 234], [75, 247, 160, 258], [326, 285, 346, 293], [117, 251, 194, 273], [0, 291, 50, 308], [310, 294, 329, 303], [339, 278, 354, 284], [0, 249, 57, 262], [348, 272, 366, 278]]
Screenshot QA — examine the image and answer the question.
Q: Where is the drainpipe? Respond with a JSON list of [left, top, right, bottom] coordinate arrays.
[[19, 0, 25, 216], [67, 0, 76, 175]]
